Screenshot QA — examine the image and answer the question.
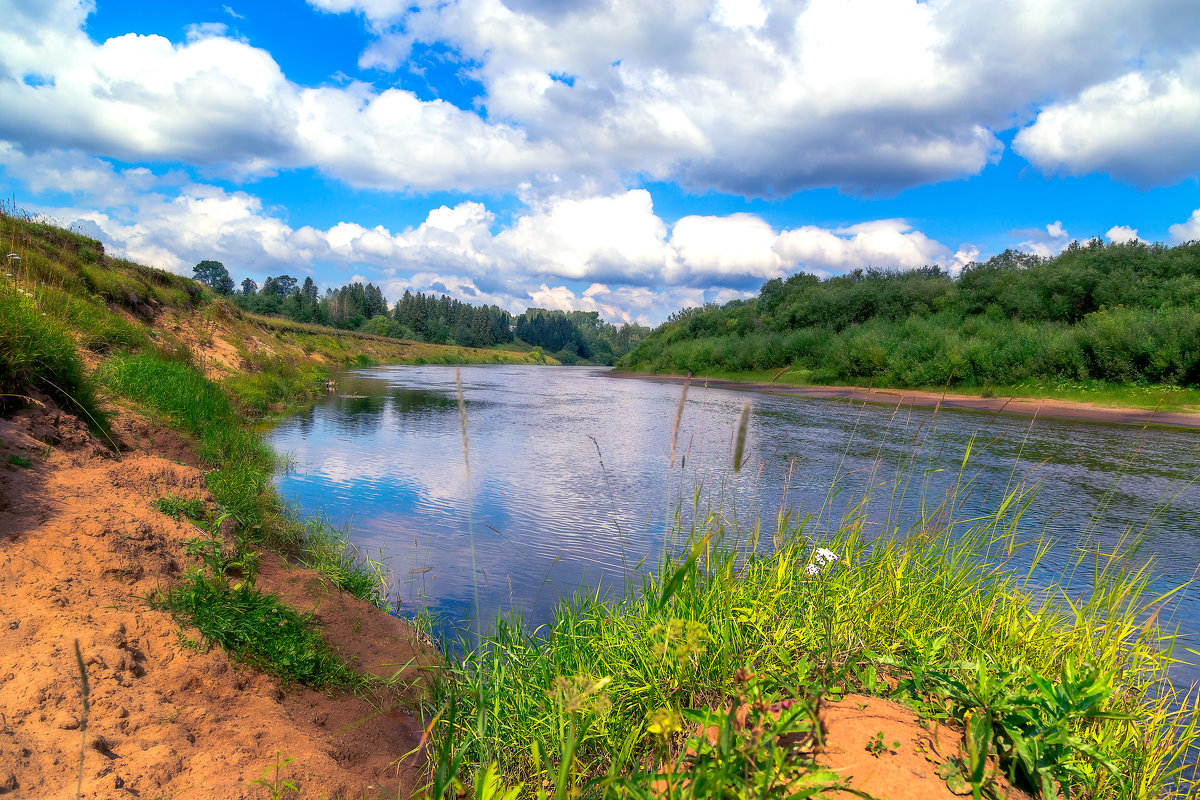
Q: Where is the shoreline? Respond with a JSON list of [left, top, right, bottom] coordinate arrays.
[[606, 371, 1200, 429]]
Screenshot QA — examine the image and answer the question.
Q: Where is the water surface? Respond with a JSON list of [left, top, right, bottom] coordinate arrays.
[[269, 365, 1200, 675]]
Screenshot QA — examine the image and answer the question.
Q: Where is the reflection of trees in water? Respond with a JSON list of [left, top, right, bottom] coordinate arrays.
[[330, 394, 388, 434], [326, 387, 471, 435], [293, 404, 317, 436], [390, 389, 459, 416]]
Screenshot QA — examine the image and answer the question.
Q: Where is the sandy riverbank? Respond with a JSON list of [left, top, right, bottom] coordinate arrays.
[[0, 400, 434, 799], [607, 371, 1200, 429]]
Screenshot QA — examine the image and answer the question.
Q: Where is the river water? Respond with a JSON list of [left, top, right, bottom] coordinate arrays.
[[268, 365, 1200, 680]]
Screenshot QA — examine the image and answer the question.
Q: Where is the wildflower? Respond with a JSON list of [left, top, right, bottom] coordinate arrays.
[[804, 562, 821, 576], [814, 547, 839, 565], [645, 707, 681, 736]]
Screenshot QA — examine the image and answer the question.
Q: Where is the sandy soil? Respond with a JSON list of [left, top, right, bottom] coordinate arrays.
[[0, 401, 433, 800], [607, 372, 1200, 429], [818, 695, 1030, 799], [684, 694, 1030, 799]]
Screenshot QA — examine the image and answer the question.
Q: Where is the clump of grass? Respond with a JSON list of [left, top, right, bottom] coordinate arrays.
[[156, 493, 206, 521], [149, 512, 364, 689], [426, 475, 1198, 799], [0, 279, 107, 429], [278, 509, 395, 610], [221, 356, 327, 416], [151, 565, 364, 689], [7, 453, 32, 468]]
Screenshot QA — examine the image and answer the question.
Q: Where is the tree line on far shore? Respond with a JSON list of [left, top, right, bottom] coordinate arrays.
[[191, 261, 650, 364], [621, 238, 1200, 388]]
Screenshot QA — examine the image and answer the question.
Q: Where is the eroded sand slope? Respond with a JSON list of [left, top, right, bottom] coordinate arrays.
[[0, 404, 430, 799]]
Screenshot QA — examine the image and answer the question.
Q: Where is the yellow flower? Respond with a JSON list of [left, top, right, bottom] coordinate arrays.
[[645, 707, 681, 736]]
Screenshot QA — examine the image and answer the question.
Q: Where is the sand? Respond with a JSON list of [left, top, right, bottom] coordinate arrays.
[[0, 401, 433, 799]]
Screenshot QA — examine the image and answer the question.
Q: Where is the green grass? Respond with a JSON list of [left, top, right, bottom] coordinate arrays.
[[156, 493, 206, 521], [220, 357, 327, 417], [150, 515, 365, 689], [277, 508, 396, 610], [152, 570, 365, 688], [101, 352, 402, 686], [99, 352, 276, 526], [427, 468, 1199, 799], [0, 277, 108, 430], [7, 453, 32, 468], [99, 352, 390, 600]]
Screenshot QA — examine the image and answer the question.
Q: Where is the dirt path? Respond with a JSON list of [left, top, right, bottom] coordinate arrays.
[[0, 404, 432, 799], [607, 372, 1200, 429]]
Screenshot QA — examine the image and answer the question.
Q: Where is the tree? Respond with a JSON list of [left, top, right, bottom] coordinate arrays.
[[274, 275, 299, 297], [194, 260, 235, 294], [240, 277, 258, 295], [302, 276, 319, 305]]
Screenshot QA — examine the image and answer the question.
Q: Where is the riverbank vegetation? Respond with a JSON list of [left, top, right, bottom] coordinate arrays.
[[196, 255, 652, 364], [622, 240, 1200, 409], [427, 430, 1200, 798]]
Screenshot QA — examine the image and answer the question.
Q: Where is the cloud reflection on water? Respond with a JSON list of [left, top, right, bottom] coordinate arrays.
[[269, 365, 1200, 664]]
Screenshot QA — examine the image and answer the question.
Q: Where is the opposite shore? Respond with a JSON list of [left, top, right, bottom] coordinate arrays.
[[607, 370, 1200, 429]]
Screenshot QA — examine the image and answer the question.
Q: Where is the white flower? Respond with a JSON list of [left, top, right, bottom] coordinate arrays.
[[804, 562, 821, 576], [814, 548, 839, 565], [5, 253, 19, 260]]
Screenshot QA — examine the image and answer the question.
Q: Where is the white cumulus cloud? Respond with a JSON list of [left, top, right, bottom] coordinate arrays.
[[1015, 52, 1200, 186], [2, 147, 977, 323], [1104, 225, 1142, 244], [1168, 209, 1200, 243], [3, 0, 1199, 197]]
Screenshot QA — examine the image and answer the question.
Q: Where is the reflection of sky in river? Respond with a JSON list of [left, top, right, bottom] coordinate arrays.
[[269, 365, 1200, 680]]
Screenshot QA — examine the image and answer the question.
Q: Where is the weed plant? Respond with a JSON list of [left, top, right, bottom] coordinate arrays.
[[427, 460, 1199, 799], [150, 514, 365, 689]]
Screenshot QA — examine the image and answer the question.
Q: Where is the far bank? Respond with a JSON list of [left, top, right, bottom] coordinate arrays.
[[607, 369, 1200, 428]]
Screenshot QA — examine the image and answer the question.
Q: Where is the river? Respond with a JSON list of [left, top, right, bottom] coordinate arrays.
[[268, 364, 1200, 680]]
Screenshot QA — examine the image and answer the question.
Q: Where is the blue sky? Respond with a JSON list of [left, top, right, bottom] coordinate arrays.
[[2, 0, 1199, 324]]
